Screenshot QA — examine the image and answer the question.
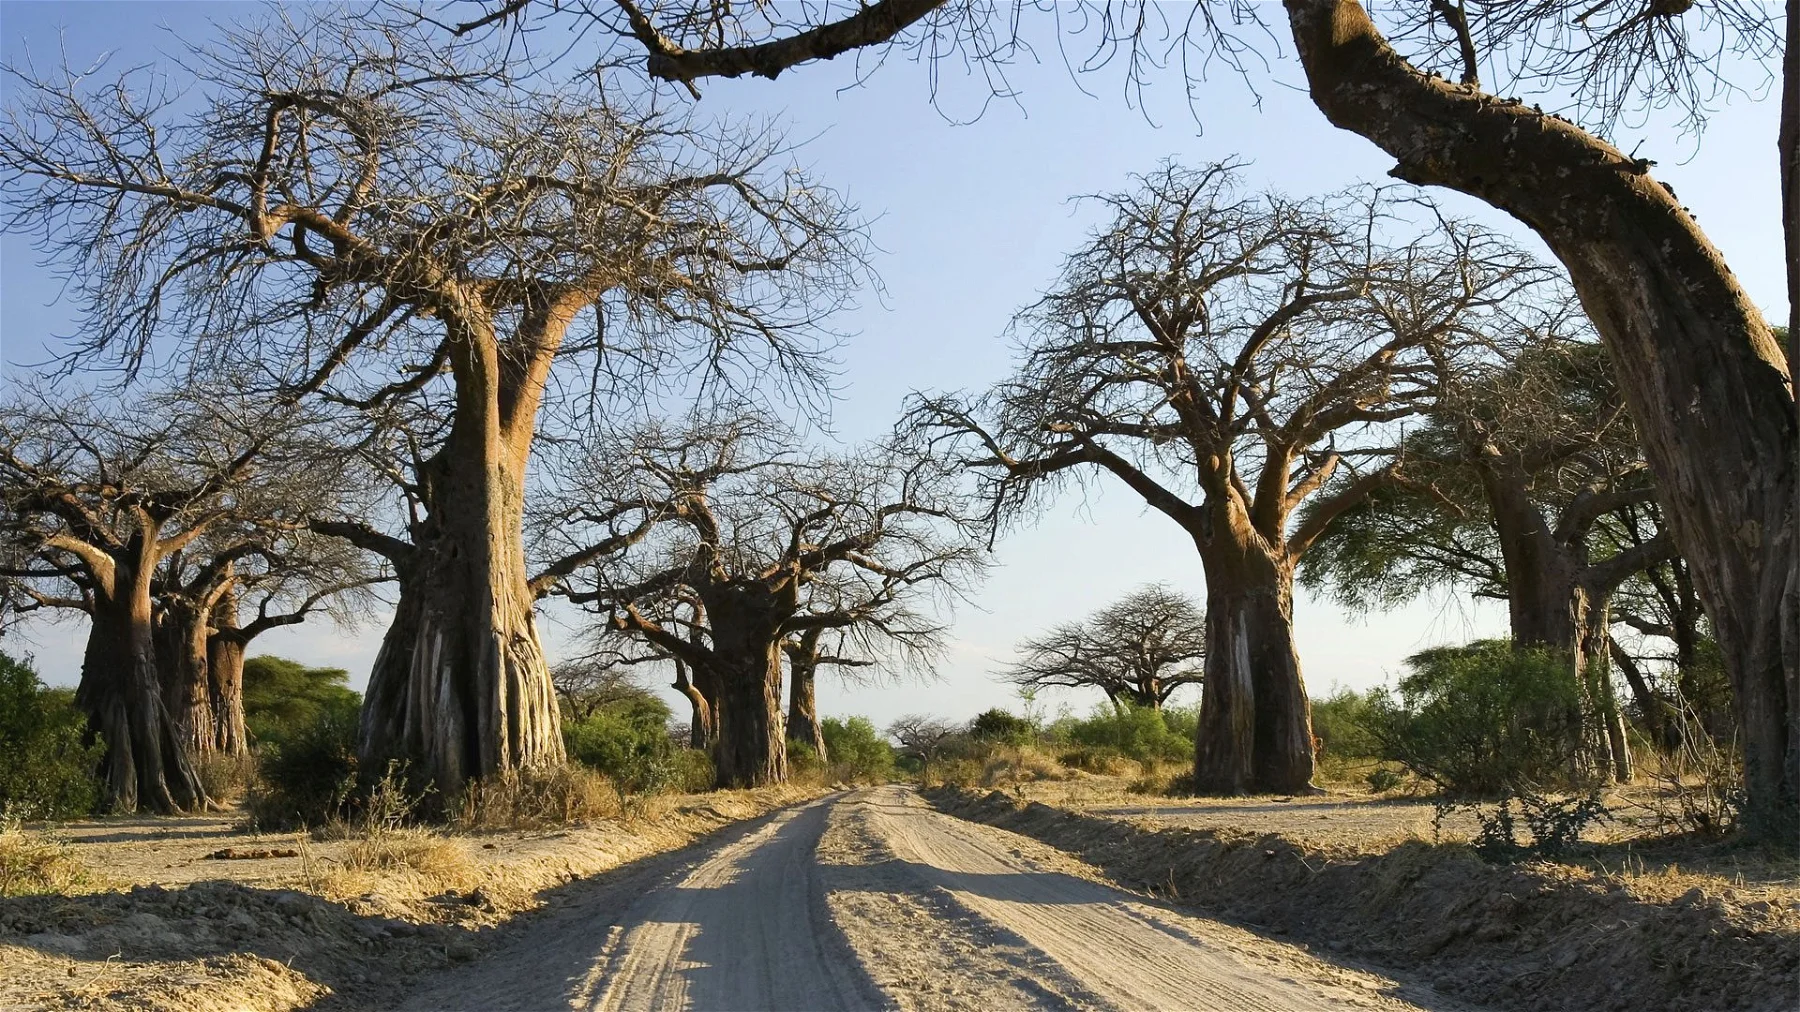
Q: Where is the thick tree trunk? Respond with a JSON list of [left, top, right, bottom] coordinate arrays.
[[710, 644, 786, 788], [1284, 0, 1797, 842], [358, 431, 563, 797], [207, 592, 248, 757], [1192, 523, 1315, 794], [785, 652, 827, 763], [155, 598, 213, 756], [77, 567, 207, 814]]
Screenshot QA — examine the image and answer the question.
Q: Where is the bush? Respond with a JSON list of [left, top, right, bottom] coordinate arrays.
[[0, 652, 104, 820], [246, 703, 360, 829], [1051, 703, 1192, 765], [969, 708, 1034, 747], [242, 656, 360, 749], [1365, 641, 1583, 797], [670, 749, 716, 793], [821, 716, 896, 783], [563, 692, 683, 800], [787, 738, 824, 784], [1311, 687, 1381, 761]]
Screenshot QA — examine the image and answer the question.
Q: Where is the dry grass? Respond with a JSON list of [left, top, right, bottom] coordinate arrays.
[[453, 765, 621, 831], [194, 752, 257, 805], [0, 820, 90, 897], [313, 827, 478, 899]]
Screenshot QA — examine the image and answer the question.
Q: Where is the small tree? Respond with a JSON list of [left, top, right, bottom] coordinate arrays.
[[1002, 584, 1203, 712], [887, 714, 960, 781], [0, 652, 104, 820]]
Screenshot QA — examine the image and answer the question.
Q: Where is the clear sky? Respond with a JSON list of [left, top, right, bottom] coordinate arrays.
[[0, 2, 1785, 726]]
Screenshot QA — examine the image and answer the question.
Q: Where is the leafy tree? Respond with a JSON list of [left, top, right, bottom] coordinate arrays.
[[968, 708, 1034, 747], [821, 716, 896, 782], [0, 652, 104, 820], [242, 657, 361, 750], [1366, 641, 1583, 797]]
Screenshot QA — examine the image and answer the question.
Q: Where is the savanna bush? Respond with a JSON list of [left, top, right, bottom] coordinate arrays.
[[821, 716, 896, 782], [0, 651, 104, 821], [1365, 640, 1582, 797], [564, 692, 686, 797], [968, 708, 1035, 747], [246, 702, 360, 829], [1050, 703, 1192, 765]]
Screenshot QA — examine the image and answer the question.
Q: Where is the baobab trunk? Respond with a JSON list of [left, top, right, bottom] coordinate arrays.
[[711, 644, 787, 788], [207, 592, 248, 756], [155, 599, 214, 756], [77, 565, 207, 813], [1285, 0, 1797, 841], [786, 652, 827, 764], [359, 424, 563, 797], [1192, 518, 1315, 794]]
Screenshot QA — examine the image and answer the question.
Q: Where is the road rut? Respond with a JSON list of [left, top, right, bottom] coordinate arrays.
[[389, 786, 1449, 1011]]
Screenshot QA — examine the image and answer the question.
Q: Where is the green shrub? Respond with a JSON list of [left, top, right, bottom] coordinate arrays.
[[563, 692, 681, 798], [1051, 703, 1192, 765], [0, 652, 104, 821], [247, 703, 360, 829], [1365, 641, 1583, 797], [821, 716, 896, 782], [670, 749, 716, 792], [243, 656, 361, 749], [1311, 687, 1380, 760], [969, 708, 1034, 747]]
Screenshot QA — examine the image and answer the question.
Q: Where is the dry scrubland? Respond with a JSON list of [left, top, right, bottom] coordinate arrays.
[[925, 771, 1799, 1012], [0, 783, 824, 1011]]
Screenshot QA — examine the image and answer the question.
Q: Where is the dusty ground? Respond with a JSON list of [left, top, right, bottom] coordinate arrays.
[[930, 782, 1800, 1012], [395, 786, 1452, 1012], [0, 784, 823, 1012]]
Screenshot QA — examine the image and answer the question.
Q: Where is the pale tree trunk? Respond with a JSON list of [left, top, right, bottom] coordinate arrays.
[[785, 649, 828, 763], [155, 597, 214, 756], [207, 589, 248, 756], [672, 658, 715, 751], [1284, 0, 1796, 842], [1192, 506, 1315, 794], [358, 314, 565, 798], [76, 547, 207, 813]]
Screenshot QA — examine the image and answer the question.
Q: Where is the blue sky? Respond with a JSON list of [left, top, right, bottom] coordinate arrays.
[[0, 2, 1785, 725]]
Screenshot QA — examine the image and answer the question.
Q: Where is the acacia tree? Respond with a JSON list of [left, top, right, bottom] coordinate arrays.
[[911, 164, 1543, 794], [1002, 584, 1204, 712], [0, 387, 334, 812], [1303, 336, 1674, 780], [542, 412, 982, 786], [0, 18, 865, 796], [442, 0, 1797, 841]]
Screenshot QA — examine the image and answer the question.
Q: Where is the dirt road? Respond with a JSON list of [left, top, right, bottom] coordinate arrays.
[[390, 786, 1447, 1012]]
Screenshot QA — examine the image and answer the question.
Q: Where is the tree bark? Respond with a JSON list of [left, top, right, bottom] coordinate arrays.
[[672, 658, 715, 751], [155, 597, 214, 757], [785, 648, 828, 763], [1191, 510, 1316, 794], [357, 312, 566, 799], [710, 644, 787, 788], [1283, 0, 1796, 841], [76, 548, 207, 814], [206, 589, 248, 756]]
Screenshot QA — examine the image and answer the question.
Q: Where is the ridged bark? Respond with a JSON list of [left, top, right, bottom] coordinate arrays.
[[77, 545, 207, 814], [785, 648, 827, 764], [1191, 504, 1316, 795]]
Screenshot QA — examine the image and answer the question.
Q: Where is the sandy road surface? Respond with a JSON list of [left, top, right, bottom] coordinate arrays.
[[390, 787, 1447, 1012]]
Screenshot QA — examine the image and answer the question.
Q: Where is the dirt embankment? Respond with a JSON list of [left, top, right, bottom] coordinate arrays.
[[928, 787, 1800, 1012], [0, 785, 824, 1012]]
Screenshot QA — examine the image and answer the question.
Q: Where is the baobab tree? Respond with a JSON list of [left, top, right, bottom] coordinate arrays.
[[0, 386, 338, 812], [155, 530, 378, 757], [0, 16, 866, 797], [1003, 584, 1204, 712], [911, 164, 1547, 794], [1303, 334, 1673, 780], [541, 411, 982, 786], [439, 0, 1797, 841]]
